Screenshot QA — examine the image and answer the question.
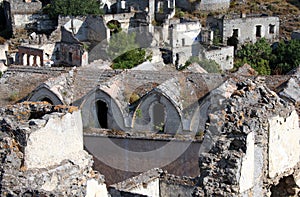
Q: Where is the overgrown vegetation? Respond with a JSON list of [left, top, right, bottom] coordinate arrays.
[[43, 0, 103, 18], [235, 38, 300, 75], [235, 38, 272, 75], [107, 32, 152, 69], [107, 21, 122, 34], [183, 56, 222, 73], [270, 39, 300, 74]]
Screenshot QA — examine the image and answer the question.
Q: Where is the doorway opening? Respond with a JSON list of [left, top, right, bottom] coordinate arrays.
[[96, 100, 108, 128]]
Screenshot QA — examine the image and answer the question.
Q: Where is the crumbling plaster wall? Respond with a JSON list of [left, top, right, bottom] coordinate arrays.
[[25, 110, 83, 168], [222, 15, 280, 45], [170, 21, 201, 48], [204, 46, 234, 71], [268, 110, 300, 179]]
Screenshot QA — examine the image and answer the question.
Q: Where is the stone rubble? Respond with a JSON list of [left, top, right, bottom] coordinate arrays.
[[0, 102, 107, 196], [193, 78, 299, 196]]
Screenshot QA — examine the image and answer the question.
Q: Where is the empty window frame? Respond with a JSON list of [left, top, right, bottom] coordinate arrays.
[[233, 29, 239, 37], [269, 24, 275, 34], [256, 25, 262, 37]]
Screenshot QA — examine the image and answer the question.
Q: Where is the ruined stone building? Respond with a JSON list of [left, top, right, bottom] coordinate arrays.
[[207, 13, 280, 46], [3, 0, 56, 35], [0, 102, 108, 196], [0, 64, 299, 196]]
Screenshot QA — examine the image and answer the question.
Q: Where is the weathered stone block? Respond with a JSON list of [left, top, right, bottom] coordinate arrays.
[[25, 110, 83, 169], [268, 110, 300, 178]]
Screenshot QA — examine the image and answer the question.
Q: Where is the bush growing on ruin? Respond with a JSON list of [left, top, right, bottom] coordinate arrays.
[[235, 38, 272, 75], [235, 38, 300, 75], [44, 0, 103, 18], [183, 56, 222, 73], [108, 32, 151, 69], [270, 39, 300, 74]]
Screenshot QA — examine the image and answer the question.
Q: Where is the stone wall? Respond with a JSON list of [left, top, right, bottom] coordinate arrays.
[[0, 42, 8, 64], [175, 0, 231, 11], [109, 168, 196, 196], [170, 20, 201, 48], [204, 45, 234, 71], [84, 129, 201, 185], [193, 79, 300, 196], [0, 102, 108, 196], [3, 0, 43, 34], [199, 0, 231, 11]]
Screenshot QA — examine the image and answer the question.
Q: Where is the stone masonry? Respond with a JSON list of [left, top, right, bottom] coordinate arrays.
[[193, 78, 300, 196], [0, 102, 108, 196]]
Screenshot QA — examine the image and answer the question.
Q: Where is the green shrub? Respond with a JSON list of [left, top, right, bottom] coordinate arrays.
[[44, 0, 103, 18], [182, 56, 222, 73]]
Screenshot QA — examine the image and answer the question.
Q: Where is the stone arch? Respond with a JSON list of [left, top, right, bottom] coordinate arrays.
[[28, 86, 63, 105], [80, 88, 125, 130], [133, 91, 183, 134]]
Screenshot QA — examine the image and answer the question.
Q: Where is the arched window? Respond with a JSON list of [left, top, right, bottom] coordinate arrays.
[[152, 103, 165, 133]]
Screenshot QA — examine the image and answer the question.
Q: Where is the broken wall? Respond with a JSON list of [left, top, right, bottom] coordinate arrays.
[[204, 46, 234, 71], [0, 102, 108, 196], [193, 79, 300, 197]]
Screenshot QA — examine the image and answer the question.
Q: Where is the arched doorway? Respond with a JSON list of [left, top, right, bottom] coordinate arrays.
[[152, 103, 165, 133], [96, 100, 108, 129]]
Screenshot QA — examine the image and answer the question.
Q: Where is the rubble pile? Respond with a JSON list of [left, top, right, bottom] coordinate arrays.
[[0, 102, 107, 196], [193, 78, 299, 196]]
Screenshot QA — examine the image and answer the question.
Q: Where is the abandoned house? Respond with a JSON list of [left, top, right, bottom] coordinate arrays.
[[3, 0, 56, 35], [207, 13, 280, 46]]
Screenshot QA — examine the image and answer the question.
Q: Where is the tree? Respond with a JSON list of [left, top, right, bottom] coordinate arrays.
[[270, 40, 300, 74], [107, 32, 151, 69], [44, 0, 103, 18], [235, 38, 272, 75]]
